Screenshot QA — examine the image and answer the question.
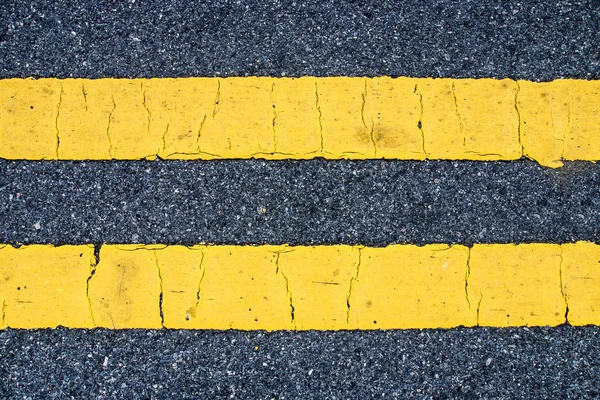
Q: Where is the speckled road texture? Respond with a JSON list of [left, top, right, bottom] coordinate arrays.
[[1, 159, 599, 246], [1, 327, 600, 399], [2, 0, 600, 398], [0, 0, 598, 80]]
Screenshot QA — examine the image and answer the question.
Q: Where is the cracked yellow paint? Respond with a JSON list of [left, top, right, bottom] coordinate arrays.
[[419, 78, 520, 160], [348, 244, 475, 329], [144, 78, 217, 160], [454, 79, 521, 159], [0, 245, 94, 329], [562, 242, 600, 326], [158, 245, 206, 328], [518, 79, 600, 167], [468, 244, 565, 327], [0, 78, 61, 160], [189, 245, 293, 330], [366, 77, 424, 159], [107, 80, 158, 159], [2, 77, 599, 166], [270, 77, 321, 158], [276, 245, 359, 330], [88, 245, 163, 329], [517, 80, 567, 168], [0, 243, 597, 330], [317, 78, 375, 158], [197, 78, 276, 159], [58, 80, 114, 159]]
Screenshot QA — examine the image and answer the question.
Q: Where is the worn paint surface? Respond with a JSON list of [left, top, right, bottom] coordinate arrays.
[[188, 245, 293, 330], [468, 244, 565, 327], [1, 243, 595, 330], [348, 244, 475, 329], [0, 77, 598, 167], [88, 245, 163, 329], [0, 244, 95, 329], [277, 245, 359, 330], [562, 242, 600, 326]]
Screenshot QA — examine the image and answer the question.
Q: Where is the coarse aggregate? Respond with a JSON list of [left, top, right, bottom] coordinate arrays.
[[1, 159, 599, 246], [0, 0, 598, 80], [1, 326, 599, 399]]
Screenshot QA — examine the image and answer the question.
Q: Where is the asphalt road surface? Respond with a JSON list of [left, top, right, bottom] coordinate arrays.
[[2, 327, 600, 399], [1, 159, 600, 246], [1, 0, 599, 79]]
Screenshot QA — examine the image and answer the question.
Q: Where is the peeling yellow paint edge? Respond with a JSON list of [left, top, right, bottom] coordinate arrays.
[[1, 242, 599, 330], [0, 77, 599, 167]]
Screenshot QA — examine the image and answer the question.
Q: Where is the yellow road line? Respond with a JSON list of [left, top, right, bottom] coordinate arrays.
[[0, 242, 598, 330], [0, 78, 598, 167]]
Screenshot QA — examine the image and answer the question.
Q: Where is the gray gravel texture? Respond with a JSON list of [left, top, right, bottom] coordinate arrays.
[[0, 0, 599, 80], [0, 326, 599, 399], [1, 159, 599, 246]]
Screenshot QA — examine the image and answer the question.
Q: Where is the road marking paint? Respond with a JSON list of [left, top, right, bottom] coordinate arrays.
[[467, 244, 564, 327], [0, 78, 598, 167], [1, 242, 598, 330], [0, 244, 95, 329], [561, 242, 600, 326]]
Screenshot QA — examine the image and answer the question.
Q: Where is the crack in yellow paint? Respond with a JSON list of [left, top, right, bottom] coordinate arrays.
[[555, 92, 566, 161], [1, 300, 6, 329], [85, 244, 99, 327], [275, 252, 296, 329], [315, 81, 324, 154], [0, 244, 96, 329], [54, 83, 63, 159], [81, 83, 88, 111], [415, 83, 428, 158], [106, 95, 116, 159], [154, 250, 165, 328], [195, 114, 208, 155], [560, 242, 600, 326], [190, 247, 207, 321], [558, 246, 570, 324], [465, 246, 472, 310], [270, 82, 278, 153], [212, 80, 221, 117], [345, 247, 362, 324], [514, 80, 524, 156], [451, 82, 466, 148], [475, 292, 483, 327], [160, 122, 170, 156], [467, 243, 565, 327], [141, 82, 151, 141]]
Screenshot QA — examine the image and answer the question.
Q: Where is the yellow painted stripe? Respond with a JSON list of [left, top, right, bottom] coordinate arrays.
[[0, 78, 598, 167], [1, 242, 598, 330]]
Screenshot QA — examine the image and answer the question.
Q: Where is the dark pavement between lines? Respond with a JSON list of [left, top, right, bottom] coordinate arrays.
[[1, 0, 599, 80], [1, 326, 599, 399], [1, 159, 599, 246]]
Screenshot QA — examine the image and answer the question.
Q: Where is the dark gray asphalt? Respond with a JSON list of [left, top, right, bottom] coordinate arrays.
[[1, 0, 599, 80], [1, 159, 599, 246], [1, 327, 599, 399]]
